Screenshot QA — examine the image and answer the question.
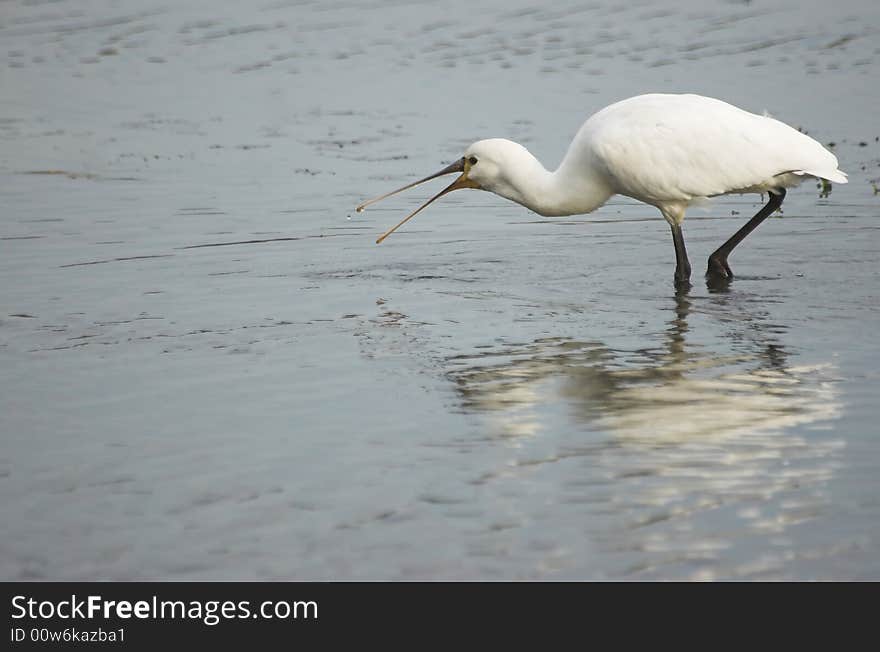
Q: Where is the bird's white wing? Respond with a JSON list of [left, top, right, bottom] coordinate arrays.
[[579, 94, 844, 204]]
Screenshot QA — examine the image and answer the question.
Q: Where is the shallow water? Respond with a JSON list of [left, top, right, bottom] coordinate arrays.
[[1, 0, 879, 580]]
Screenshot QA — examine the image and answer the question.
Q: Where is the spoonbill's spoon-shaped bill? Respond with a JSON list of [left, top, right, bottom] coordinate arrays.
[[357, 157, 480, 244]]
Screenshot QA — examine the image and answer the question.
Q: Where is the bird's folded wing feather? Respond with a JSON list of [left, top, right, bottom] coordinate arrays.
[[583, 95, 843, 202]]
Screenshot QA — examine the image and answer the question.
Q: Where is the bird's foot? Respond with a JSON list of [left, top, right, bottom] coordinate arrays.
[[706, 255, 732, 280], [705, 255, 734, 292], [674, 262, 692, 288], [674, 278, 692, 295]]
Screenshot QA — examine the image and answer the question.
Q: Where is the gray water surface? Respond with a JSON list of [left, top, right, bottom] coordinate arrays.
[[1, 0, 879, 580]]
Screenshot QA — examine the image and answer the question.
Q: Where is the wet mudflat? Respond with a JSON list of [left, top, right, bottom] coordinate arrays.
[[1, 0, 879, 579]]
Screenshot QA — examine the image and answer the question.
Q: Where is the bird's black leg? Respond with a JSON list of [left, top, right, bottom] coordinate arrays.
[[707, 189, 786, 279], [670, 223, 691, 287]]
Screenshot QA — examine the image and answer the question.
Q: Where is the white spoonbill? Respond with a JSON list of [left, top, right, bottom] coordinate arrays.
[[356, 93, 847, 286]]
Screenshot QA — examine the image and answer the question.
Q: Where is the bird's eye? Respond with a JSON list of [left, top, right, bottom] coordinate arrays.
[[468, 156, 478, 166]]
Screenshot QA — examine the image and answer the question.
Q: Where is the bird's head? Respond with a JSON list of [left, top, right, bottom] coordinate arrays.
[[357, 138, 528, 244]]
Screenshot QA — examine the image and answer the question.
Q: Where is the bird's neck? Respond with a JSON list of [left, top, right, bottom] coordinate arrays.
[[498, 149, 612, 217]]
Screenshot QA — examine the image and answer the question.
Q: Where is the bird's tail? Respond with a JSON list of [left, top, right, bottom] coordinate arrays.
[[795, 168, 848, 184]]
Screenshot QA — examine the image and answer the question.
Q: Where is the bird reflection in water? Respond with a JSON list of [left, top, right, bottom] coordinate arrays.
[[446, 288, 844, 578], [449, 290, 839, 442]]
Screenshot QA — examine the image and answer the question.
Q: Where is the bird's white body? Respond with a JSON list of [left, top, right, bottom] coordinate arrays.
[[464, 93, 846, 225]]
